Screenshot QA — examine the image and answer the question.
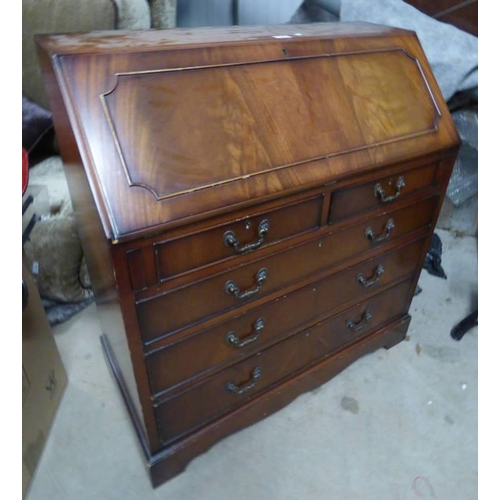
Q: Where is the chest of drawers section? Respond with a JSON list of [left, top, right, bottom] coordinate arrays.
[[122, 155, 448, 448], [37, 23, 460, 487]]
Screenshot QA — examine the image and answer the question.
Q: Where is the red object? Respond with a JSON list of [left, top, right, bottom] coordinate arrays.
[[22, 148, 29, 195]]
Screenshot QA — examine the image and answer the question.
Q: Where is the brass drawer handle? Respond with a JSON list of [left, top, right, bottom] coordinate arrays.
[[374, 176, 406, 203], [225, 268, 268, 300], [365, 219, 395, 243], [226, 367, 262, 395], [223, 219, 270, 254], [226, 318, 265, 348], [357, 264, 385, 288], [346, 310, 372, 332]]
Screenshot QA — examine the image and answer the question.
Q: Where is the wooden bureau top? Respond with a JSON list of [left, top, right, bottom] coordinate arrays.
[[37, 23, 459, 242], [37, 23, 408, 54]]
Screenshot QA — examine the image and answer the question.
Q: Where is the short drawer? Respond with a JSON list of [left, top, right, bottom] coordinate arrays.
[[146, 237, 427, 395], [137, 196, 436, 342], [153, 279, 413, 444], [154, 195, 323, 280], [329, 161, 438, 222]]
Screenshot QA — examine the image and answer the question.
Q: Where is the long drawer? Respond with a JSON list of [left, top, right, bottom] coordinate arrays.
[[146, 237, 427, 395], [154, 279, 413, 444], [137, 196, 437, 342]]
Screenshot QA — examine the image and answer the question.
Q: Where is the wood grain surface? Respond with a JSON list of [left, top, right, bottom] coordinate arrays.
[[37, 23, 460, 487], [38, 23, 459, 241]]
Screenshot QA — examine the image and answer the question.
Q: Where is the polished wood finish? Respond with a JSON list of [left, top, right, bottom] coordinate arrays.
[[153, 194, 323, 282], [154, 279, 413, 444], [149, 315, 413, 487], [37, 23, 458, 242], [146, 236, 427, 396], [136, 195, 437, 340], [329, 160, 439, 221], [37, 23, 460, 488]]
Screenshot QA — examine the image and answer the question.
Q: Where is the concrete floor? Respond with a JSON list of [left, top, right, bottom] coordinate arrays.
[[25, 228, 478, 500]]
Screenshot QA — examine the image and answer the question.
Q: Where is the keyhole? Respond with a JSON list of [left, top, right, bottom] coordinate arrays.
[[245, 220, 252, 230]]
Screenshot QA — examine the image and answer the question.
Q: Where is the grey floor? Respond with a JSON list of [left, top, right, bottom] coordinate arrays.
[[25, 228, 478, 500]]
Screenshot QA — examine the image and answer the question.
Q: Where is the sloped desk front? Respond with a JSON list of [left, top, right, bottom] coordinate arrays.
[[37, 23, 460, 487]]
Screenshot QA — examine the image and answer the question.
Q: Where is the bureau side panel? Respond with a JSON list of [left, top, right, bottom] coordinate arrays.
[[37, 47, 161, 453], [404, 152, 459, 311]]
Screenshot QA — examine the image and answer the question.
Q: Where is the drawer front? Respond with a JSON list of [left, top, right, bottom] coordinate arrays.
[[154, 280, 413, 444], [154, 195, 323, 280], [137, 196, 436, 342], [146, 237, 427, 395], [329, 162, 438, 222]]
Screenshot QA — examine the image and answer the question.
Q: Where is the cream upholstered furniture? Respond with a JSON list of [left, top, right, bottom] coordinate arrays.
[[22, 0, 177, 308]]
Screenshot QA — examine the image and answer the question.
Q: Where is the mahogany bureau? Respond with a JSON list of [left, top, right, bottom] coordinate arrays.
[[37, 23, 460, 487]]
